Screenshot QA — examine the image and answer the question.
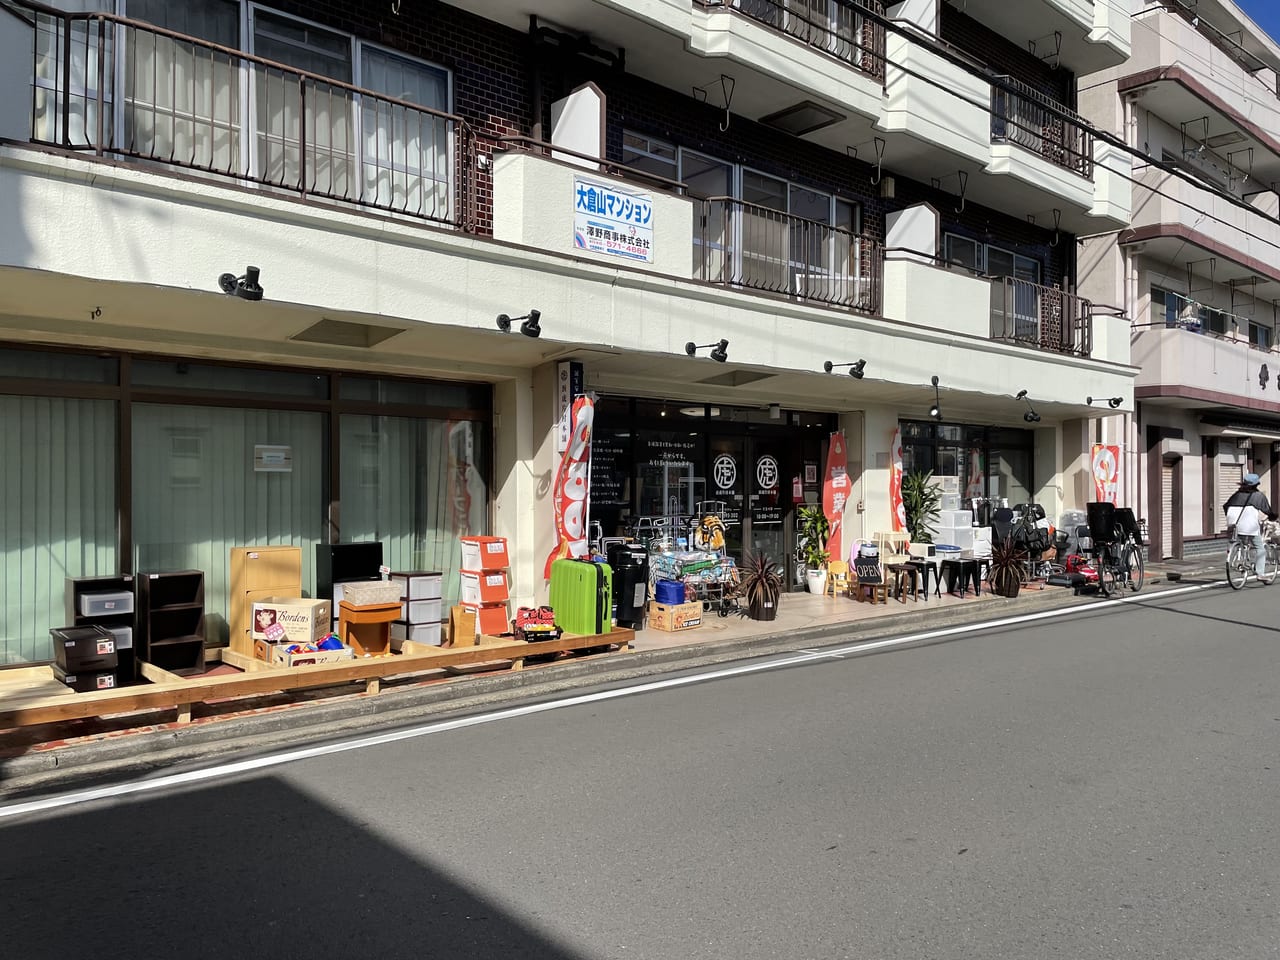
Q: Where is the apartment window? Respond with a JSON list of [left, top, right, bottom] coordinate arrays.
[[622, 132, 677, 181], [1251, 322, 1272, 350], [32, 0, 116, 147], [944, 234, 1041, 283]]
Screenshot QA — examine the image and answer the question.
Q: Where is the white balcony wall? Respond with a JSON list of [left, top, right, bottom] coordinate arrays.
[[1086, 0, 1131, 54], [882, 260, 989, 340], [492, 152, 694, 279], [689, 6, 882, 122], [987, 142, 1094, 213], [1091, 139, 1131, 224], [1130, 167, 1280, 266], [0, 147, 1134, 409], [1133, 326, 1276, 402], [880, 34, 989, 166], [1128, 10, 1280, 134]]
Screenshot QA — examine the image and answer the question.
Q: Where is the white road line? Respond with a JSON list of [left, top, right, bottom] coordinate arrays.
[[0, 580, 1222, 821]]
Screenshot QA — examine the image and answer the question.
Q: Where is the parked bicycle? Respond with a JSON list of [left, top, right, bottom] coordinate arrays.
[[1226, 519, 1280, 590], [1084, 502, 1145, 598]]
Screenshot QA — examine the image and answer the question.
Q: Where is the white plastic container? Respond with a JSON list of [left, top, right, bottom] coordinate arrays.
[[402, 598, 443, 624], [940, 493, 960, 512], [103, 625, 133, 650], [391, 621, 442, 645], [79, 590, 134, 617], [940, 509, 974, 529]]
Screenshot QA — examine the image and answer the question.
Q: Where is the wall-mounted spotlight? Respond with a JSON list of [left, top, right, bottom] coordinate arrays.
[[1016, 389, 1041, 423], [823, 359, 866, 379], [1086, 396, 1124, 409], [928, 375, 942, 421], [686, 339, 729, 363], [218, 266, 264, 301], [496, 309, 541, 338]]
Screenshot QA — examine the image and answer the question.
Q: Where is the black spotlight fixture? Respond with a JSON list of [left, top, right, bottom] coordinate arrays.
[[218, 266, 264, 301], [686, 339, 729, 363], [1086, 396, 1124, 409], [823, 359, 866, 379], [1016, 389, 1041, 423], [928, 375, 942, 421], [496, 309, 541, 338]]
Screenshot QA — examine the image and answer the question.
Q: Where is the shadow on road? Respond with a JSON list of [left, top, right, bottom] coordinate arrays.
[[0, 777, 590, 960]]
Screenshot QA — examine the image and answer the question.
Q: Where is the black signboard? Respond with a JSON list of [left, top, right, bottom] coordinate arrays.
[[590, 431, 629, 507]]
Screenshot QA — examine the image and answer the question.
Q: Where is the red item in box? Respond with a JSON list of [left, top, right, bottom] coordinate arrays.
[[514, 606, 556, 629], [461, 602, 509, 637], [460, 536, 509, 571]]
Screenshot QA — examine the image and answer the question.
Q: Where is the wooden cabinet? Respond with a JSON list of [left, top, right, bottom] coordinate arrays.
[[137, 571, 205, 677], [229, 546, 302, 657]]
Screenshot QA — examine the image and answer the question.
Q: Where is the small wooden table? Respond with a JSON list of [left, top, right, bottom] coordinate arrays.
[[338, 601, 401, 657], [886, 562, 920, 603]]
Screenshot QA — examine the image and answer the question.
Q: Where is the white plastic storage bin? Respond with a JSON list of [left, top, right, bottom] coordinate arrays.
[[935, 476, 960, 495], [78, 590, 134, 617], [972, 526, 992, 544], [391, 621, 442, 645], [940, 493, 960, 512], [391, 571, 443, 601], [402, 598, 443, 624], [940, 509, 973, 529], [946, 526, 976, 550], [103, 625, 133, 650]]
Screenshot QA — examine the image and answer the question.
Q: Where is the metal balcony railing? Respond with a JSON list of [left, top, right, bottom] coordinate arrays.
[[991, 276, 1092, 357], [991, 76, 1093, 179], [696, 197, 881, 314], [18, 1, 474, 229], [701, 0, 886, 80]]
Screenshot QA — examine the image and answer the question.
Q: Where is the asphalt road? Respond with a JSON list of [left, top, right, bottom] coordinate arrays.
[[3, 580, 1279, 959]]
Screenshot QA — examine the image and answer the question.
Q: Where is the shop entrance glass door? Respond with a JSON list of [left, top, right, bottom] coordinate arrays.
[[708, 436, 746, 559], [746, 439, 790, 584]]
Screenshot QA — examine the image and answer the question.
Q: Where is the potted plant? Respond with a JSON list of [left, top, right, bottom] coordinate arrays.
[[740, 551, 783, 621], [796, 504, 831, 594], [902, 468, 941, 545], [987, 535, 1026, 598]]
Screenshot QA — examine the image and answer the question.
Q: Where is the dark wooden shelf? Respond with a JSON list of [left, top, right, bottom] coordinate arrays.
[[138, 571, 206, 676], [149, 635, 205, 648]]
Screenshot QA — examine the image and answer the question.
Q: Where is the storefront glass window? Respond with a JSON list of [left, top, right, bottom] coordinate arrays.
[[0, 396, 117, 664], [340, 375, 489, 410], [339, 415, 487, 605], [0, 348, 117, 383], [132, 404, 326, 646], [635, 430, 704, 523], [132, 360, 329, 398]]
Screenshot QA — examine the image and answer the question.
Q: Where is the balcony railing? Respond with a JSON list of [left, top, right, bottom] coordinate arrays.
[[991, 277, 1092, 357], [696, 197, 881, 314], [991, 76, 1093, 179], [21, 3, 474, 229], [702, 0, 886, 80]]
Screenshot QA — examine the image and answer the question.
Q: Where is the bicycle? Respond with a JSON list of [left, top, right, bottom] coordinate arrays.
[[1225, 520, 1280, 590], [1085, 507, 1146, 598]]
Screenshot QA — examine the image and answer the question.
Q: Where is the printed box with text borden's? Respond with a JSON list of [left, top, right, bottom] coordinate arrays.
[[250, 598, 331, 644]]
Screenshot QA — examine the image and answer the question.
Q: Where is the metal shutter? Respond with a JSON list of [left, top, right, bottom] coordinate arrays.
[[1161, 464, 1175, 559], [1217, 460, 1243, 534]]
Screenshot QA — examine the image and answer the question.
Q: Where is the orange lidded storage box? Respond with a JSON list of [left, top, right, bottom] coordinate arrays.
[[460, 602, 510, 637], [460, 536, 510, 571], [459, 570, 510, 605]]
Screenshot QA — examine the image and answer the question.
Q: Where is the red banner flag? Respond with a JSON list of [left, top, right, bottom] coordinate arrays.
[[822, 431, 851, 563], [544, 395, 595, 579]]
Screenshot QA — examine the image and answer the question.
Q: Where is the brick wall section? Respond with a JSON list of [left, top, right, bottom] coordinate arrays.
[[938, 2, 1075, 105], [254, 1, 1068, 288]]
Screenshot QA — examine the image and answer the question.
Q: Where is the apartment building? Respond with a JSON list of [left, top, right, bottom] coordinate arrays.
[[1079, 0, 1280, 560], [0, 0, 1133, 663]]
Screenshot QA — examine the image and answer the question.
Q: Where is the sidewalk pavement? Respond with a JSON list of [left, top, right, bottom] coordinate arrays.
[[0, 558, 1224, 796]]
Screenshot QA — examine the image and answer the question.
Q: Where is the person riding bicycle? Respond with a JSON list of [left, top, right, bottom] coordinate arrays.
[[1223, 473, 1277, 580]]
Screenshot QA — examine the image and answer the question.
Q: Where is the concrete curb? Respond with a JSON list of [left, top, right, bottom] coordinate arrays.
[[0, 567, 1224, 797]]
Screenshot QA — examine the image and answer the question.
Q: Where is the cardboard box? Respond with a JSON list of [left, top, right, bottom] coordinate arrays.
[[648, 600, 703, 632], [459, 570, 510, 605], [250, 598, 331, 644], [460, 536, 510, 571]]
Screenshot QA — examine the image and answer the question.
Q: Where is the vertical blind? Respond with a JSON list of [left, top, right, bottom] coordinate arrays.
[[0, 396, 117, 664]]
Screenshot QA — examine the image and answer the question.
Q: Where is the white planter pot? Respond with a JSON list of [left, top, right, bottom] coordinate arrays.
[[806, 569, 828, 595]]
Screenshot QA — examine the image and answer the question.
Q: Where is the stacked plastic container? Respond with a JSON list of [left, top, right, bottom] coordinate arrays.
[[459, 536, 511, 637], [390, 571, 444, 646]]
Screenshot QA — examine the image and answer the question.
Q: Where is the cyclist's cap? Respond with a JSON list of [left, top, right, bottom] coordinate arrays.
[[1245, 472, 1261, 486]]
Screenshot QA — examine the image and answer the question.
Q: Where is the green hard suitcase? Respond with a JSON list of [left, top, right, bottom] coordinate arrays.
[[548, 558, 613, 636]]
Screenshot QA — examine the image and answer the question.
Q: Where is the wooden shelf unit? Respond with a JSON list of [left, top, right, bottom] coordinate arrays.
[[65, 574, 137, 685], [229, 546, 303, 658], [137, 571, 205, 676]]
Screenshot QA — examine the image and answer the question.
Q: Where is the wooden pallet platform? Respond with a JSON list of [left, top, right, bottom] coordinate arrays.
[[0, 629, 633, 730]]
